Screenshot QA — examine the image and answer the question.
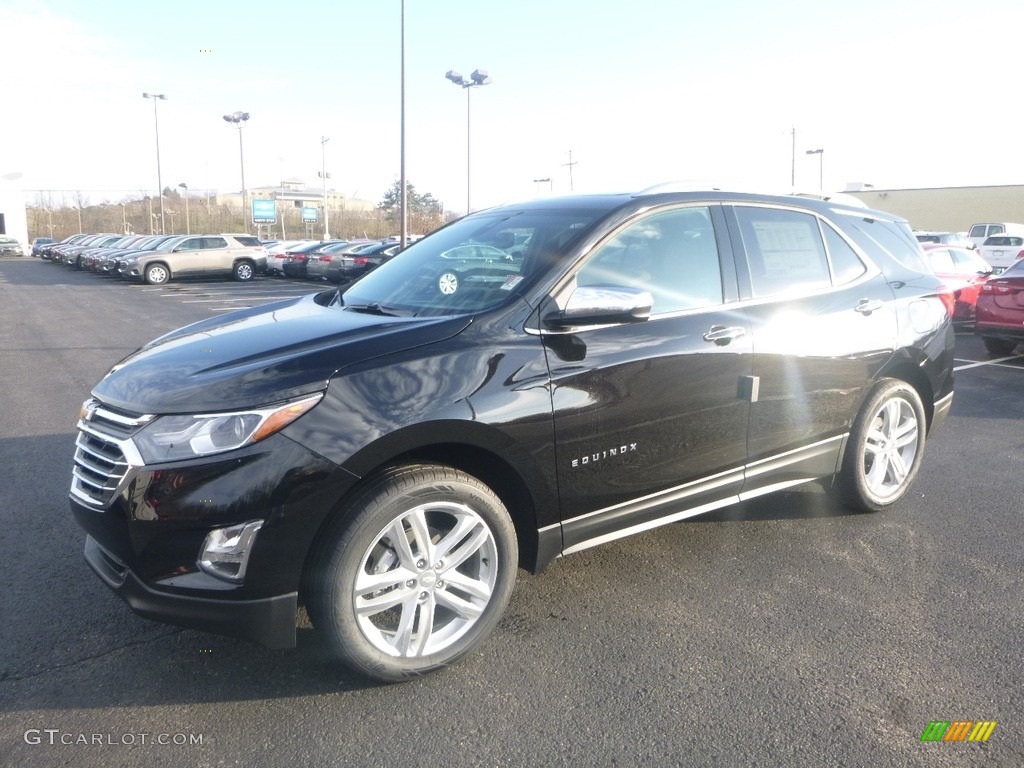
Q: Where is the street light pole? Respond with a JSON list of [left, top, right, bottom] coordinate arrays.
[[142, 92, 167, 234], [321, 136, 330, 239], [806, 148, 824, 189], [445, 68, 491, 214], [178, 182, 190, 234], [400, 0, 407, 247], [223, 111, 251, 232]]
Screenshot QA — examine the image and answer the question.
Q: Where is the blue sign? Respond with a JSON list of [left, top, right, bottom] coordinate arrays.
[[301, 206, 318, 223], [251, 199, 277, 223]]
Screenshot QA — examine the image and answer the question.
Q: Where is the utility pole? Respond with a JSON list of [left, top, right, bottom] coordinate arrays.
[[790, 126, 796, 188], [562, 150, 578, 191]]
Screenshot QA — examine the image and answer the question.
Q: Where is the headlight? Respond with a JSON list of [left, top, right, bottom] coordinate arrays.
[[133, 393, 323, 463]]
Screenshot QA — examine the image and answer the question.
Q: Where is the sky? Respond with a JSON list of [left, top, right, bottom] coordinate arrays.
[[2, 0, 1024, 215]]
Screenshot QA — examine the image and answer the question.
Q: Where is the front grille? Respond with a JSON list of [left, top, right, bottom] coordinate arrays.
[[71, 401, 152, 508]]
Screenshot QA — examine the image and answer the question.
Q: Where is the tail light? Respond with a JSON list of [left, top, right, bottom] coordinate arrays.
[[318, 255, 331, 262], [353, 257, 369, 266], [291, 254, 307, 261]]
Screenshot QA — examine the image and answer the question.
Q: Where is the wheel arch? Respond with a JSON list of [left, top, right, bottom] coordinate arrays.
[[298, 431, 554, 610], [874, 360, 936, 432]]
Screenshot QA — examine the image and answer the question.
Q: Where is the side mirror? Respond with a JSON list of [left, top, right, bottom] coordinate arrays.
[[547, 285, 653, 328]]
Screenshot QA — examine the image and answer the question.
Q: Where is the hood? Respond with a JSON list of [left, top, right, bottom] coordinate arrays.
[[93, 292, 472, 414]]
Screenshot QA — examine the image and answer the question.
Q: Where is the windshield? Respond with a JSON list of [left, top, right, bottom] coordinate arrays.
[[341, 208, 604, 316]]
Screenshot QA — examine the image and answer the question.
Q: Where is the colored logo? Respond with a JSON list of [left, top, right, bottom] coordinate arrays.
[[920, 721, 997, 742]]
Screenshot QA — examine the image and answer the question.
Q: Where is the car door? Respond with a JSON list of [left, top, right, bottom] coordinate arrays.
[[724, 204, 897, 495], [167, 236, 205, 275], [201, 236, 231, 275], [543, 204, 753, 554]]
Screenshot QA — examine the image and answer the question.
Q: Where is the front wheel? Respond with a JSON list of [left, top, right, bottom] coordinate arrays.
[[308, 464, 518, 682], [836, 379, 927, 513], [144, 263, 170, 285]]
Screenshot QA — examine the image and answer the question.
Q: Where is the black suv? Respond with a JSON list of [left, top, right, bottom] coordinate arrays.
[[70, 189, 954, 681]]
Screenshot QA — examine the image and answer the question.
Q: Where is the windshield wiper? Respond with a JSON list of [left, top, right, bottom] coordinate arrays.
[[343, 302, 400, 316]]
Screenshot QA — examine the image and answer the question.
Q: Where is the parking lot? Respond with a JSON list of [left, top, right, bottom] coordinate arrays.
[[0, 256, 1021, 767]]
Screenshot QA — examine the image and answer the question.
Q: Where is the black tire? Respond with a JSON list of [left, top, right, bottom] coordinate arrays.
[[982, 336, 1017, 356], [144, 262, 170, 285], [233, 259, 255, 282], [836, 378, 927, 513], [308, 464, 518, 683]]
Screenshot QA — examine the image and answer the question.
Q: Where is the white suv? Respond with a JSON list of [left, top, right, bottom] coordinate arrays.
[[121, 234, 267, 285]]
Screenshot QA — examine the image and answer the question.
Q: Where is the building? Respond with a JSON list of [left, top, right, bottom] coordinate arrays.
[[0, 172, 30, 252], [216, 178, 376, 214], [845, 183, 1024, 232]]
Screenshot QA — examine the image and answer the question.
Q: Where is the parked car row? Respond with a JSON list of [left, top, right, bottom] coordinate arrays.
[[31, 232, 408, 288], [264, 238, 403, 283], [37, 232, 268, 284]]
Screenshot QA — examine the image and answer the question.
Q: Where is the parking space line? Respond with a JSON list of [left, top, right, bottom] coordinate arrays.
[[953, 355, 1021, 372]]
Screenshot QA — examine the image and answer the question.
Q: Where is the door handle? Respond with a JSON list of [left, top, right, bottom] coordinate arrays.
[[703, 325, 746, 345], [854, 299, 884, 315]]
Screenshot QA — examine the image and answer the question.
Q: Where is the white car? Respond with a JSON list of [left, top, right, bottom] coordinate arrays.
[[978, 235, 1024, 273], [967, 222, 1024, 249], [264, 240, 310, 275]]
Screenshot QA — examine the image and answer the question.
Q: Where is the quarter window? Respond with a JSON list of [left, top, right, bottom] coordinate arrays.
[[575, 207, 723, 313], [822, 223, 866, 284]]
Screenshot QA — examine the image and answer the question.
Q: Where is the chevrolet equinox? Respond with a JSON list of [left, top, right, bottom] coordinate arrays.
[[70, 189, 955, 681]]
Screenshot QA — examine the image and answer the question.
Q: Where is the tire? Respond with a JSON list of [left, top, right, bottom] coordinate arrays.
[[836, 378, 927, 513], [982, 336, 1017, 356], [233, 260, 255, 282], [308, 464, 518, 682], [144, 263, 170, 285]]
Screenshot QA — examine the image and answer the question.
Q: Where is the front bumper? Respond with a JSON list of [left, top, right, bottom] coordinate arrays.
[[84, 535, 299, 648], [70, 430, 359, 647]]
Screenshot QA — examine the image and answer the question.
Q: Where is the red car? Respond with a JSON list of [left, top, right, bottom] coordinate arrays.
[[975, 257, 1024, 355], [921, 244, 993, 325]]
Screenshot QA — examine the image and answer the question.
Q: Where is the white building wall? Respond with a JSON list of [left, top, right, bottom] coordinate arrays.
[[0, 174, 29, 252]]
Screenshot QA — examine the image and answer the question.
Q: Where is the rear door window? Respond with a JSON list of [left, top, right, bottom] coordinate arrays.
[[733, 207, 831, 297]]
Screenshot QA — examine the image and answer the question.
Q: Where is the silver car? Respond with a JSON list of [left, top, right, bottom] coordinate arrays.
[[120, 234, 267, 285]]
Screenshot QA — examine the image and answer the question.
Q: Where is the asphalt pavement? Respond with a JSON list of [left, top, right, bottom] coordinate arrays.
[[0, 257, 1021, 767]]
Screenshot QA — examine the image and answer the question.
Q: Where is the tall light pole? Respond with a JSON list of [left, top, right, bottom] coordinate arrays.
[[320, 136, 331, 239], [445, 68, 491, 214], [806, 148, 824, 190], [178, 182, 190, 234], [400, 0, 407, 247], [142, 92, 167, 234], [223, 111, 250, 232]]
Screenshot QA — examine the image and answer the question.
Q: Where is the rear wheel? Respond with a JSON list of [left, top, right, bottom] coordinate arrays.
[[233, 260, 255, 282], [836, 379, 927, 513], [308, 464, 518, 682], [982, 337, 1017, 356]]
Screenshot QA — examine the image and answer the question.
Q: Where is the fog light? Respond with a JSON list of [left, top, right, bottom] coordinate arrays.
[[198, 521, 263, 583]]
